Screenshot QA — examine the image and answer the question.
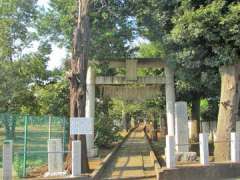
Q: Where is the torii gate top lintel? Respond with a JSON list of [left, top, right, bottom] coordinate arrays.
[[92, 58, 166, 69]]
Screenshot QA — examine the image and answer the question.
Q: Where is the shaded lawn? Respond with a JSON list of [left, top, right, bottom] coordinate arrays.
[[0, 125, 66, 177]]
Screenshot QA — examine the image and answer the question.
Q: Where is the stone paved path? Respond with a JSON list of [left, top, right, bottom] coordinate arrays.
[[100, 126, 156, 180]]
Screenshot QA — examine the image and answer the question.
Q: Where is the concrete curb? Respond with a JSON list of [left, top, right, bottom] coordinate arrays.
[[158, 163, 240, 180], [143, 129, 162, 180], [29, 175, 90, 180], [90, 128, 135, 180]]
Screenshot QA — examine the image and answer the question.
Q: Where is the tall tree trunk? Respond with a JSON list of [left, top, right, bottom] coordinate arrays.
[[190, 97, 200, 141], [152, 112, 158, 141], [66, 0, 90, 173], [214, 65, 240, 161]]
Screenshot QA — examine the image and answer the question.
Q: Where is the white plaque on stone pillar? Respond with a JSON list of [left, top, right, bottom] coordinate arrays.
[[70, 117, 93, 135], [175, 101, 189, 152]]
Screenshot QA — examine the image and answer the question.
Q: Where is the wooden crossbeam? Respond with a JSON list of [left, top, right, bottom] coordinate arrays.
[[92, 58, 165, 68], [100, 85, 163, 101], [96, 76, 165, 85]]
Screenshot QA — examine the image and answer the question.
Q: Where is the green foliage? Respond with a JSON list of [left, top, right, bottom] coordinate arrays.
[[0, 0, 38, 61], [171, 0, 240, 66], [34, 71, 69, 116], [0, 54, 48, 114], [14, 154, 24, 177], [200, 98, 219, 122], [37, 0, 136, 59], [95, 116, 122, 148], [95, 98, 122, 148], [0, 113, 21, 139], [138, 42, 164, 58]]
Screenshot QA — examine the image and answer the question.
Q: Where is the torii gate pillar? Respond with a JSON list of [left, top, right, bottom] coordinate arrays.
[[165, 66, 175, 136], [85, 66, 98, 157]]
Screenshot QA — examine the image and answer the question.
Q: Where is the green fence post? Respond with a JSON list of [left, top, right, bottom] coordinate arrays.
[[23, 115, 28, 177], [62, 117, 65, 152], [48, 115, 51, 139]]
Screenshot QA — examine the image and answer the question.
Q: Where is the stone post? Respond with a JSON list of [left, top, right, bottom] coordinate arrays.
[[236, 121, 240, 132], [122, 106, 127, 131], [130, 116, 135, 128], [202, 121, 210, 133], [85, 66, 98, 157], [47, 139, 63, 174], [165, 66, 175, 136], [231, 132, 240, 162], [175, 101, 189, 152], [199, 133, 209, 165], [3, 140, 12, 180], [188, 120, 192, 140], [72, 140, 81, 176], [165, 135, 176, 168]]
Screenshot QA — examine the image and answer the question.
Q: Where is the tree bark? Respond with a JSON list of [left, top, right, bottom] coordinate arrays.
[[190, 97, 200, 141], [66, 0, 90, 173], [214, 64, 240, 161], [152, 112, 158, 141]]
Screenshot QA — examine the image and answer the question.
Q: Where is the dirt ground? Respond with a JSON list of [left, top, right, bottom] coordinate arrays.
[[25, 131, 129, 178]]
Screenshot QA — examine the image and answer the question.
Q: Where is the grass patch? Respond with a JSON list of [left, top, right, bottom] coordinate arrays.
[[0, 124, 67, 178]]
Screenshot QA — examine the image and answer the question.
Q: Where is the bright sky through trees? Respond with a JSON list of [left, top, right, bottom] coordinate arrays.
[[35, 0, 148, 70]]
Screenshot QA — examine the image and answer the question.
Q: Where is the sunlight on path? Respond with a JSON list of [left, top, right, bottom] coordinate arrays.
[[100, 126, 156, 180]]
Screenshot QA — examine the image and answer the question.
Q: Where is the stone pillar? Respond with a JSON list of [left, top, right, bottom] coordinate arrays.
[[72, 140, 81, 176], [236, 121, 240, 132], [165, 66, 175, 136], [47, 139, 64, 174], [85, 66, 98, 157], [188, 121, 192, 139], [3, 140, 12, 180], [199, 133, 209, 165], [231, 132, 240, 162], [165, 135, 176, 168], [202, 121, 210, 133], [175, 101, 189, 152], [130, 116, 135, 128], [122, 108, 127, 131]]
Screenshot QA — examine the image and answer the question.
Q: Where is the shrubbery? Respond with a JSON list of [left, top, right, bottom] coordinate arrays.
[[95, 116, 122, 148], [14, 154, 24, 177]]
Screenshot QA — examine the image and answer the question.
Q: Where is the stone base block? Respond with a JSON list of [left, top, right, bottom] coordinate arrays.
[[44, 171, 68, 177], [175, 152, 197, 161], [87, 147, 98, 157]]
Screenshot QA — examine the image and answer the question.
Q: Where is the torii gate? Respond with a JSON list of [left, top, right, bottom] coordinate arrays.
[[85, 58, 175, 157]]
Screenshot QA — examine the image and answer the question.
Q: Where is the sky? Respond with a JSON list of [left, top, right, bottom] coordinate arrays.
[[37, 0, 50, 8], [37, 0, 66, 70]]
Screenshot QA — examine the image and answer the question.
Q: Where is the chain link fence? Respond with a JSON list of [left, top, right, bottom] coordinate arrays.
[[0, 113, 69, 178]]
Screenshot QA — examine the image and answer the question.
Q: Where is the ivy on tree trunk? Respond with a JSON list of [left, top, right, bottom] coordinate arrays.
[[66, 0, 90, 173]]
